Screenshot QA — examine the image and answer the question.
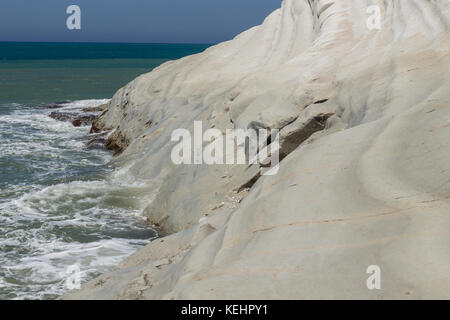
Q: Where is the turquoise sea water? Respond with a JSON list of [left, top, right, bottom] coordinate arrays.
[[0, 42, 210, 299], [0, 42, 211, 104]]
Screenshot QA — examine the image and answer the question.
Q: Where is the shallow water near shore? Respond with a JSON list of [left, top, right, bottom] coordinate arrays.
[[0, 100, 159, 299]]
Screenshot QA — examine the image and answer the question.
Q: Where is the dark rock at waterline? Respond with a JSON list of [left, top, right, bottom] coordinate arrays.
[[72, 115, 97, 127], [82, 103, 108, 113], [49, 111, 75, 121], [90, 117, 104, 133], [87, 132, 109, 149], [105, 130, 129, 156], [49, 111, 97, 127]]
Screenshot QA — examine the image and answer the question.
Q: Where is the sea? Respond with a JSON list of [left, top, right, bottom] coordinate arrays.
[[0, 42, 211, 299]]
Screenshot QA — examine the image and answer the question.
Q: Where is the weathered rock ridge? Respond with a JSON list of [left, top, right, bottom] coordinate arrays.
[[64, 0, 450, 299]]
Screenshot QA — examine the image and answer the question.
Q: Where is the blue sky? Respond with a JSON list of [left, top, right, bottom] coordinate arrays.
[[0, 0, 282, 43]]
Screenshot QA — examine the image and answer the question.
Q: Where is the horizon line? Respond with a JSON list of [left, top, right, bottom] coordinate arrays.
[[0, 40, 217, 45]]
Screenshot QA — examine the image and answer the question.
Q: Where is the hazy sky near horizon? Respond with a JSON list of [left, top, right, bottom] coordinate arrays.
[[0, 0, 282, 43]]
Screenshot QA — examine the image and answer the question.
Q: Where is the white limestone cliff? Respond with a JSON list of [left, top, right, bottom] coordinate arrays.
[[64, 0, 450, 299]]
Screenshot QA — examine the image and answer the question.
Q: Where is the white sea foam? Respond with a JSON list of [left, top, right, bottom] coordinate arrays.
[[0, 99, 157, 299], [59, 99, 110, 112], [0, 177, 157, 299]]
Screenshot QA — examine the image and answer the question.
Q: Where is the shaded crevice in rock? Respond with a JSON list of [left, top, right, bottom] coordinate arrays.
[[237, 172, 261, 193], [279, 112, 334, 160], [236, 110, 335, 197], [144, 120, 153, 128], [313, 99, 329, 104], [87, 131, 109, 150], [105, 130, 130, 156]]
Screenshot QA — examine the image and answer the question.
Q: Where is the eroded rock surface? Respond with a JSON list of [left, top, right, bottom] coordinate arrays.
[[64, 0, 450, 299]]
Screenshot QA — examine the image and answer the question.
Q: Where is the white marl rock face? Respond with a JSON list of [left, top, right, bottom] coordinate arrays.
[[64, 0, 450, 299]]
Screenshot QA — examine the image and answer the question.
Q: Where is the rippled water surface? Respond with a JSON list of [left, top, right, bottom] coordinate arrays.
[[0, 100, 158, 299], [0, 42, 212, 299]]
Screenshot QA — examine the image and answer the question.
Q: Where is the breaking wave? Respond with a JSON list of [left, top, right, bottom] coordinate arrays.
[[0, 100, 157, 299]]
